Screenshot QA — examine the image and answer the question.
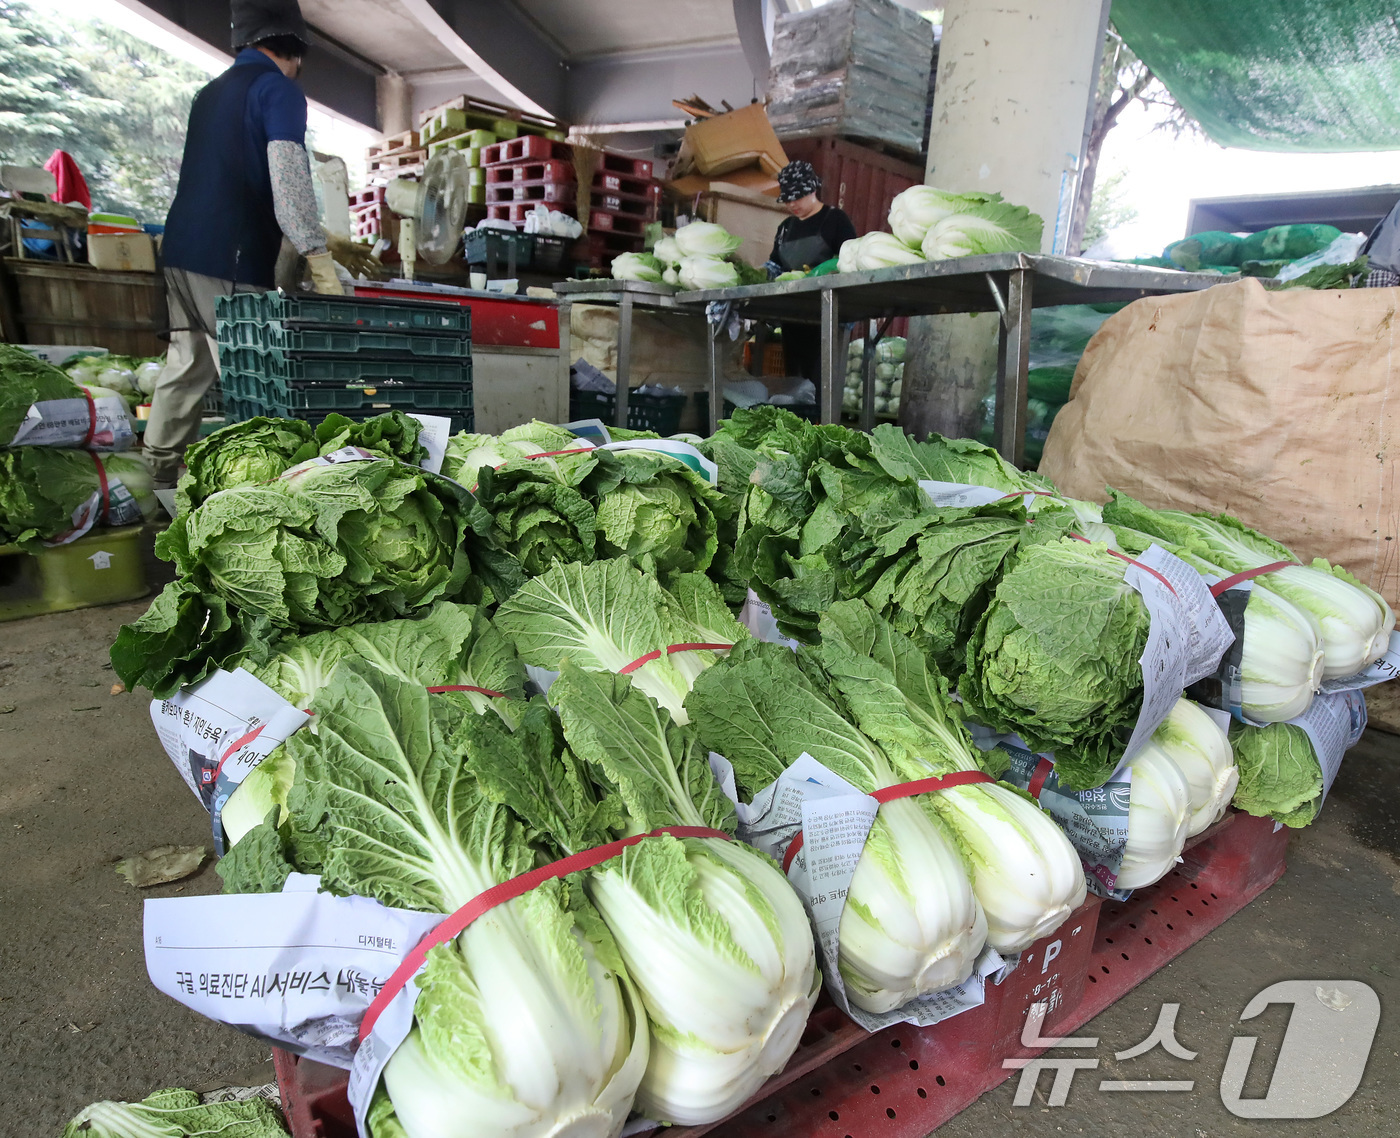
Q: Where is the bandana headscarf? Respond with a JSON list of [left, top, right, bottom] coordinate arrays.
[[777, 161, 822, 203]]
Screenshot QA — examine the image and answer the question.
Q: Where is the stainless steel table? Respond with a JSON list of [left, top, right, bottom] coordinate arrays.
[[679, 254, 1227, 465], [552, 279, 681, 429]]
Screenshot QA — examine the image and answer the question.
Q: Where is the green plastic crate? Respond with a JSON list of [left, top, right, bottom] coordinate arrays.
[[216, 323, 470, 358], [215, 291, 470, 335], [222, 394, 472, 435], [218, 345, 471, 385], [222, 371, 473, 413]]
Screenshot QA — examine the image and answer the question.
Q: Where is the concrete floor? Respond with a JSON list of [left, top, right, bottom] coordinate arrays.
[[2, 600, 1397, 1136]]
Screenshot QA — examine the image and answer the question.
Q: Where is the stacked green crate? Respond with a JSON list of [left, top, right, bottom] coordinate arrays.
[[214, 291, 473, 432]]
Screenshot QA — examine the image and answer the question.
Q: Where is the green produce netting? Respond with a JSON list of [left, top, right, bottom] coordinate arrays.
[[1113, 0, 1400, 151]]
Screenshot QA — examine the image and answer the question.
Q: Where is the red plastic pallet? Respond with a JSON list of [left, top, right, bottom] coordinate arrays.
[[588, 207, 652, 235], [482, 135, 573, 166], [350, 186, 385, 208], [485, 181, 577, 206], [271, 811, 1286, 1138], [598, 152, 653, 180], [484, 159, 575, 185], [595, 170, 657, 197]]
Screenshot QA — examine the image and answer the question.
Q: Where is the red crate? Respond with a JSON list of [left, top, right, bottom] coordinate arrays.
[[272, 811, 1287, 1138], [588, 207, 652, 235], [484, 159, 575, 185], [482, 135, 573, 166], [485, 181, 577, 206], [598, 152, 653, 180]]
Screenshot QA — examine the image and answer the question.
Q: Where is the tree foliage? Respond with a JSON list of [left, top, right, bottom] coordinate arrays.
[[1068, 32, 1202, 254], [0, 1, 211, 220]]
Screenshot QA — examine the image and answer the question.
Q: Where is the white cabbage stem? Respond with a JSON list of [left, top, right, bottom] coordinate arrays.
[[1151, 698, 1239, 837], [836, 798, 987, 1013], [1116, 745, 1192, 891]]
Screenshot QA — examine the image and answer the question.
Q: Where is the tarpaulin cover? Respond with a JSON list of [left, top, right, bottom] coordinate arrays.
[[1113, 0, 1400, 151]]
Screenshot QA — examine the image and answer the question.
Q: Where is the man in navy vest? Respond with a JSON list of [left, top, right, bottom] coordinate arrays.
[[147, 0, 344, 487]]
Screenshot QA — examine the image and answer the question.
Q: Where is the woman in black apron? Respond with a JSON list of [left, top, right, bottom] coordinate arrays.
[[765, 161, 858, 398]]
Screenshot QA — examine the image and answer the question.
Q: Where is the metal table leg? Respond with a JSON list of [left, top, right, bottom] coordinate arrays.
[[993, 268, 1033, 467], [820, 287, 840, 425], [556, 299, 572, 423], [706, 317, 721, 435], [615, 292, 633, 429]]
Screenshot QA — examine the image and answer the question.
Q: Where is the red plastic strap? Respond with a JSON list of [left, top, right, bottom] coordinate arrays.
[[780, 771, 997, 874], [1028, 757, 1055, 800], [1069, 533, 1177, 597], [90, 451, 110, 523], [1209, 561, 1294, 597], [80, 387, 97, 448], [209, 722, 269, 787], [426, 685, 507, 697], [998, 490, 1056, 501], [358, 824, 732, 1042], [618, 642, 736, 675]]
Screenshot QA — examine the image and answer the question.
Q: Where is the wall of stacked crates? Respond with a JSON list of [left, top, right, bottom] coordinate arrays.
[[215, 292, 473, 433]]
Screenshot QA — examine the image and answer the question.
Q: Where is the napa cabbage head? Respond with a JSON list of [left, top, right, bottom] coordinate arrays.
[[678, 256, 740, 290], [653, 236, 682, 266], [1115, 741, 1192, 890], [959, 537, 1152, 791], [612, 251, 665, 282], [673, 221, 742, 258], [1229, 718, 1330, 827], [1149, 698, 1238, 837], [855, 231, 925, 271], [888, 186, 1008, 248], [1103, 490, 1394, 679], [921, 203, 1043, 260]]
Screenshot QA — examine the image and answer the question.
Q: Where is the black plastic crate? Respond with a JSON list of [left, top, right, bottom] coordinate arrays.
[[464, 229, 532, 275], [694, 390, 819, 426], [531, 235, 569, 274], [216, 322, 470, 358], [569, 388, 687, 435], [214, 291, 470, 335], [222, 394, 473, 435], [218, 345, 471, 386], [222, 371, 473, 413]]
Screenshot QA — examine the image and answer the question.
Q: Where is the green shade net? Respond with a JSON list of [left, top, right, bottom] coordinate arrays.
[[1113, 0, 1400, 151]]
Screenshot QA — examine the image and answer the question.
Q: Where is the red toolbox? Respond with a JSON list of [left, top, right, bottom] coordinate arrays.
[[271, 810, 1287, 1138]]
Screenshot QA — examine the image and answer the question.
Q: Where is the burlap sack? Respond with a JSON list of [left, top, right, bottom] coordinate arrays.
[[1040, 276, 1400, 725]]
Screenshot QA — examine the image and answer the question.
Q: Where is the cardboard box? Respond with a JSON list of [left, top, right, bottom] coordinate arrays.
[[674, 103, 789, 179], [87, 232, 156, 273], [667, 167, 781, 200], [692, 185, 791, 268]]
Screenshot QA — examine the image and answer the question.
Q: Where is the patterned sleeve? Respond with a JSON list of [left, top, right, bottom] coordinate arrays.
[[267, 139, 327, 256]]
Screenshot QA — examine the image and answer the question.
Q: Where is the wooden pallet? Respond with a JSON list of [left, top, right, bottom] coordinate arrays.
[[417, 93, 563, 141], [367, 130, 420, 160]]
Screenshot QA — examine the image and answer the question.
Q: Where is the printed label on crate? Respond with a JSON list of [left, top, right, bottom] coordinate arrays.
[[1320, 629, 1400, 694], [709, 750, 1009, 1030], [601, 439, 717, 485], [738, 589, 801, 648], [144, 874, 441, 1071], [996, 737, 1134, 900], [1293, 689, 1368, 812], [9, 395, 133, 450], [149, 667, 310, 851]]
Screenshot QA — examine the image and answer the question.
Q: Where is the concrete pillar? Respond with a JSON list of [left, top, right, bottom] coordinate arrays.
[[376, 72, 413, 137], [902, 0, 1108, 443]]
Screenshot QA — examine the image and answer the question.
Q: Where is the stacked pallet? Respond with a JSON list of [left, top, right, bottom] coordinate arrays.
[[480, 137, 662, 268], [365, 129, 425, 181], [213, 291, 473, 433]]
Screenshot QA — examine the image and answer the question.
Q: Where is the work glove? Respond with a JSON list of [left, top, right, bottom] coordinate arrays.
[[305, 251, 345, 296], [326, 233, 381, 280]]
